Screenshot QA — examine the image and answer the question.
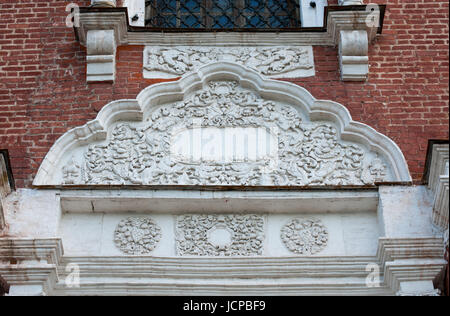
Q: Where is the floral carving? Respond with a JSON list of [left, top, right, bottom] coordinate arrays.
[[62, 157, 82, 185], [176, 214, 265, 256], [65, 80, 389, 186], [281, 218, 328, 255], [144, 46, 314, 78], [114, 217, 162, 255]]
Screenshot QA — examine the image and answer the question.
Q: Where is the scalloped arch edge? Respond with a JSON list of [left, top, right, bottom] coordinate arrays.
[[33, 62, 411, 186]]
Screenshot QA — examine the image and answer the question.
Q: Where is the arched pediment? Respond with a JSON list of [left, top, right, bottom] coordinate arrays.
[[33, 62, 411, 186]]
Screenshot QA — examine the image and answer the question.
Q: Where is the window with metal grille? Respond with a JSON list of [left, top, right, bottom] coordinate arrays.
[[145, 0, 301, 29]]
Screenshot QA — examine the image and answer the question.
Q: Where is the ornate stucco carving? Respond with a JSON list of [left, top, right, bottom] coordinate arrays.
[[114, 217, 161, 255], [144, 46, 314, 79], [62, 80, 389, 186], [281, 218, 328, 255], [176, 214, 264, 256], [34, 62, 411, 186]]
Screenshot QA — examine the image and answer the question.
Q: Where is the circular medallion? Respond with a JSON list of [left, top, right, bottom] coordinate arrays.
[[281, 218, 328, 255], [114, 217, 162, 255]]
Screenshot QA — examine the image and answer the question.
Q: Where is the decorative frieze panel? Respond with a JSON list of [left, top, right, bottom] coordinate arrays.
[[176, 214, 265, 256], [281, 218, 328, 255], [114, 217, 162, 255], [143, 46, 315, 79]]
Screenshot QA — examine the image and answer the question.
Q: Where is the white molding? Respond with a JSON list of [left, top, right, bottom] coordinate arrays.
[[77, 11, 128, 47], [74, 9, 379, 47], [76, 10, 128, 82], [427, 143, 449, 231], [59, 189, 380, 214], [2, 237, 444, 295], [75, 8, 380, 82], [0, 239, 63, 296], [428, 144, 449, 193], [33, 62, 411, 186]]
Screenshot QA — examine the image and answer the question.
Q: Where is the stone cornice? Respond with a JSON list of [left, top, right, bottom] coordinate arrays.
[[75, 9, 128, 47], [74, 5, 384, 82], [0, 236, 445, 295], [0, 238, 63, 265], [75, 6, 384, 47], [0, 239, 63, 295]]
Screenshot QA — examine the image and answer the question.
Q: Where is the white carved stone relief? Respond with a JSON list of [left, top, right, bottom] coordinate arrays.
[[143, 46, 315, 79], [281, 218, 328, 255], [176, 214, 265, 256], [34, 63, 411, 186], [114, 217, 162, 255], [62, 80, 390, 186]]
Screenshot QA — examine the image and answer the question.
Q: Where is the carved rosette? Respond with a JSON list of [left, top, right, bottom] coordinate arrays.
[[64, 80, 389, 186], [281, 218, 328, 255], [114, 217, 162, 255], [144, 46, 314, 78], [176, 214, 265, 256]]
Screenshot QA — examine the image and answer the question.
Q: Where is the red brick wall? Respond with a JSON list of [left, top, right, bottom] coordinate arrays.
[[0, 0, 449, 188]]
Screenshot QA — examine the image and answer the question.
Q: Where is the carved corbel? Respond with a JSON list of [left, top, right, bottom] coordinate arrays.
[[327, 1, 380, 81], [75, 6, 128, 82], [338, 30, 369, 81], [86, 29, 116, 82]]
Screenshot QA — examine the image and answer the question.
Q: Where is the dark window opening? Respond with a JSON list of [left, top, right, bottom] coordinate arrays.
[[145, 0, 301, 29]]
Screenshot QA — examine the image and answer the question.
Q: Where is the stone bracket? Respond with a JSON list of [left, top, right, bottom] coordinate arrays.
[[330, 2, 382, 81], [86, 30, 116, 82], [338, 30, 369, 81], [75, 6, 128, 83]]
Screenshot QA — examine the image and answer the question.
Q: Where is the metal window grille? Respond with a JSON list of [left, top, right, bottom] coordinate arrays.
[[145, 0, 301, 29]]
